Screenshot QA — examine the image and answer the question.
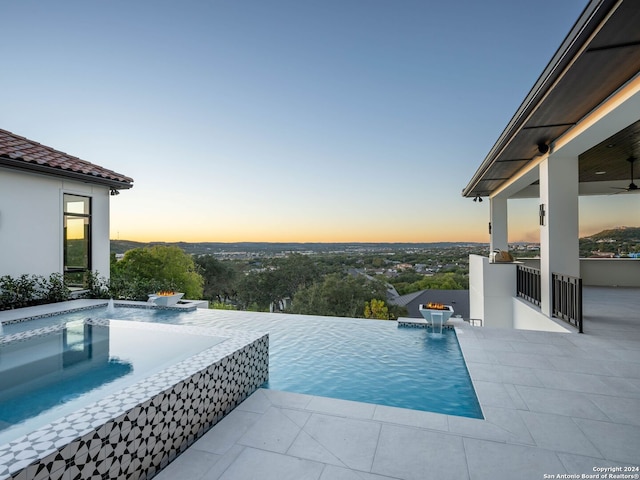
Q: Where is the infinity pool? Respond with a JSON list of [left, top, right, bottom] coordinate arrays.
[[3, 306, 482, 419]]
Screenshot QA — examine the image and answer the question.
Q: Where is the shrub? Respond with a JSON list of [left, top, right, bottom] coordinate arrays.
[[0, 273, 70, 310]]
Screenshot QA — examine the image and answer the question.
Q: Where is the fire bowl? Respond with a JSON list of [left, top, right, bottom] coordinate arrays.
[[148, 292, 185, 307], [418, 304, 454, 324]]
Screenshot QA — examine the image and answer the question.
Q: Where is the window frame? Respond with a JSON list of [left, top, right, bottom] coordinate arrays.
[[63, 193, 92, 288]]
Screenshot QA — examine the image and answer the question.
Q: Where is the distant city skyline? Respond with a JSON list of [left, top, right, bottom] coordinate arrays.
[[2, 1, 637, 243]]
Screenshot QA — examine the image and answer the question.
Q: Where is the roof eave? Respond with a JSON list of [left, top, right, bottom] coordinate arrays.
[[0, 156, 134, 190], [462, 0, 618, 198]]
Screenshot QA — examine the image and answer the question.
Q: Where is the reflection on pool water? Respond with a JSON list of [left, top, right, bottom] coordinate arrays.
[[0, 319, 225, 445], [4, 306, 483, 419]]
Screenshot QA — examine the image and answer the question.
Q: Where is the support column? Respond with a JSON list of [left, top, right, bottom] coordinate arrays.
[[539, 155, 580, 317], [490, 197, 508, 252]]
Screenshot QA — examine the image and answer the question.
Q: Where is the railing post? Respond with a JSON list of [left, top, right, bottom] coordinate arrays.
[[517, 265, 541, 307], [552, 273, 583, 333]]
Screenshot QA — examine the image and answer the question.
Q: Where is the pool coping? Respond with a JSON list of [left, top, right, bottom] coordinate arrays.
[[0, 299, 201, 327]]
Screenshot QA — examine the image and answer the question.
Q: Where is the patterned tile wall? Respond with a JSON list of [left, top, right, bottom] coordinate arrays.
[[0, 322, 269, 480]]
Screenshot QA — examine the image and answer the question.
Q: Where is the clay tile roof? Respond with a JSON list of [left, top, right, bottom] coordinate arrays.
[[0, 128, 133, 188]]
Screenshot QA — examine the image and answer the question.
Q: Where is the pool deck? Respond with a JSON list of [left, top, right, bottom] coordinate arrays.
[[153, 286, 640, 480]]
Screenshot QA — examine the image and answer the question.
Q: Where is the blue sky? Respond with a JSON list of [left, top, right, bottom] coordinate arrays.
[[3, 0, 636, 242]]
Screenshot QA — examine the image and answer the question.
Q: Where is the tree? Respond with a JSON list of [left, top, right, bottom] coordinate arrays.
[[235, 253, 321, 311], [195, 255, 237, 303], [392, 272, 468, 295], [290, 273, 388, 318], [364, 298, 390, 320], [112, 245, 203, 299]]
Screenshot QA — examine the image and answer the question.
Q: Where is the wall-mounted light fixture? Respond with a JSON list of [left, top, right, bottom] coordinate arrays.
[[473, 195, 483, 202], [537, 142, 549, 154], [539, 203, 546, 225], [109, 188, 120, 196], [488, 222, 492, 234]]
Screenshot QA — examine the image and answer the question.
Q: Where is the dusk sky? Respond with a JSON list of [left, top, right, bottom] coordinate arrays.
[[2, 1, 637, 243]]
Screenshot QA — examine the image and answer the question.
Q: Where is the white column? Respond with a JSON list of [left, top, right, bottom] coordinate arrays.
[[539, 155, 580, 317], [490, 197, 508, 252]]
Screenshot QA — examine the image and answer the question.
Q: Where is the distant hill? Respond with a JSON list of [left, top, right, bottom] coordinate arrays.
[[110, 240, 488, 256], [583, 226, 640, 242], [579, 226, 640, 256]]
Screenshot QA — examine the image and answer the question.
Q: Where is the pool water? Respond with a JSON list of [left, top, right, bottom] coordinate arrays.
[[0, 319, 225, 445], [2, 307, 483, 419]]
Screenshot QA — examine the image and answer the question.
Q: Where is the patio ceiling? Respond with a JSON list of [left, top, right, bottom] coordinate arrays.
[[463, 0, 640, 198]]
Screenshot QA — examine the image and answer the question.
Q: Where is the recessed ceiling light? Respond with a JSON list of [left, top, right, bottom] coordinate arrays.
[[595, 171, 606, 175], [606, 144, 615, 148]]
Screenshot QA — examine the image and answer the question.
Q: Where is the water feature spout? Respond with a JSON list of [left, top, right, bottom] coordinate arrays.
[[106, 298, 116, 315]]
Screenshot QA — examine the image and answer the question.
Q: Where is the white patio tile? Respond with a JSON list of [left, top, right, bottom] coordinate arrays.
[[319, 465, 401, 480], [305, 396, 376, 419], [512, 331, 574, 347], [455, 336, 482, 349], [235, 389, 273, 414], [372, 405, 448, 432], [198, 444, 245, 480], [489, 350, 556, 369], [533, 370, 611, 395], [503, 383, 528, 410], [474, 328, 528, 342], [546, 355, 623, 376], [494, 365, 545, 387], [473, 339, 516, 352], [480, 406, 535, 445], [295, 413, 380, 472], [629, 377, 640, 392], [279, 408, 312, 428], [600, 374, 640, 398], [549, 344, 616, 361], [237, 407, 302, 454], [457, 347, 495, 364], [603, 359, 640, 379], [191, 409, 261, 455], [472, 381, 520, 409], [153, 448, 221, 480], [463, 437, 566, 480], [218, 447, 324, 480], [465, 361, 502, 382], [509, 341, 565, 356], [518, 411, 602, 458], [585, 393, 640, 426], [371, 424, 468, 480], [286, 430, 345, 467], [261, 389, 314, 410], [447, 415, 516, 443], [573, 418, 640, 464], [514, 385, 610, 420], [608, 345, 640, 362]]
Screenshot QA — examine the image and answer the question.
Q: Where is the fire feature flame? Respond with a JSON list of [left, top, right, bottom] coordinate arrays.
[[156, 290, 176, 296], [424, 302, 447, 310]]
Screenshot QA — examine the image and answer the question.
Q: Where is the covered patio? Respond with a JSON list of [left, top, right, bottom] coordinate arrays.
[[462, 0, 640, 332]]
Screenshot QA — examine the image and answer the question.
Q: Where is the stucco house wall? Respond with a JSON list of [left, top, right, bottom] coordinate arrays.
[[0, 168, 112, 279]]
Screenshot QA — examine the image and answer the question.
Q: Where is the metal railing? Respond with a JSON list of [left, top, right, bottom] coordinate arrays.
[[517, 265, 541, 306], [552, 273, 583, 333]]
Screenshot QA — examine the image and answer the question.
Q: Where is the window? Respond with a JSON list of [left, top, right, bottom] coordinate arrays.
[[64, 194, 91, 287]]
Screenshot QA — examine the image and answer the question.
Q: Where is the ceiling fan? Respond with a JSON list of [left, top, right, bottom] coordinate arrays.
[[611, 156, 638, 193]]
